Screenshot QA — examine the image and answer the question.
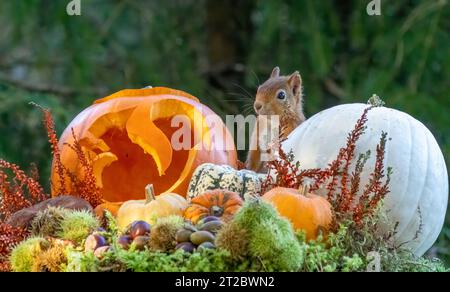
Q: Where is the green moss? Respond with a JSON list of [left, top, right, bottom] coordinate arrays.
[[31, 206, 69, 237], [9, 237, 50, 272], [230, 199, 303, 271], [57, 210, 99, 245], [63, 250, 99, 272], [341, 255, 365, 272], [233, 199, 280, 228], [295, 217, 449, 272], [112, 248, 239, 272], [104, 211, 119, 236]]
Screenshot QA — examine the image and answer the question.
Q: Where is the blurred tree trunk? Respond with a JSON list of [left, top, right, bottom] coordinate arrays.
[[205, 0, 255, 89]]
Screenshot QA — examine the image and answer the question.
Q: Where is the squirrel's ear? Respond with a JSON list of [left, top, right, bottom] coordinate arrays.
[[288, 71, 302, 96], [271, 67, 280, 78]]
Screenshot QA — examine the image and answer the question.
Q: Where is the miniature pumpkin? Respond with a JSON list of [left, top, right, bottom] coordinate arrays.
[[282, 103, 448, 255], [262, 186, 332, 241], [50, 87, 238, 204], [187, 163, 266, 201], [184, 190, 243, 224], [94, 201, 123, 218], [117, 184, 188, 230]]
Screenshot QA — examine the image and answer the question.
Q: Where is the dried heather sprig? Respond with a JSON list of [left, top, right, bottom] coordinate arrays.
[[0, 160, 48, 220], [31, 102, 67, 195], [352, 132, 391, 223], [35, 104, 102, 207], [326, 106, 371, 204], [343, 150, 371, 212], [64, 129, 102, 208], [0, 223, 28, 271], [261, 148, 328, 194]]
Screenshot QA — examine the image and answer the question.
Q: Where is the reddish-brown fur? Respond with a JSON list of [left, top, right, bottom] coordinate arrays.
[[246, 67, 306, 172]]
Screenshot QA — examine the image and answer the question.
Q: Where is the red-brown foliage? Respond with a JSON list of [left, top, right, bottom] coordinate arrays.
[[39, 105, 102, 207], [63, 129, 102, 207], [0, 224, 28, 272], [37, 102, 67, 195], [0, 160, 48, 221]]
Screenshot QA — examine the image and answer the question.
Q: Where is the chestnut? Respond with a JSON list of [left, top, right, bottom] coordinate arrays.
[[94, 246, 111, 259], [176, 242, 196, 253], [197, 242, 216, 251], [129, 221, 151, 239], [117, 235, 133, 250], [132, 235, 150, 251], [84, 234, 107, 252], [198, 216, 221, 225]]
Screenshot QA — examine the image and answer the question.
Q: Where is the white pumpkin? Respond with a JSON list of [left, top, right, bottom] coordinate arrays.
[[282, 103, 448, 256]]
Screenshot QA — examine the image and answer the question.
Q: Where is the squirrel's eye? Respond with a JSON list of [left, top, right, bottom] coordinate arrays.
[[277, 90, 286, 100]]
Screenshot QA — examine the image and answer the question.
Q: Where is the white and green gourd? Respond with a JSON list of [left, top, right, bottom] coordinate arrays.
[[282, 99, 448, 256], [187, 163, 267, 201]]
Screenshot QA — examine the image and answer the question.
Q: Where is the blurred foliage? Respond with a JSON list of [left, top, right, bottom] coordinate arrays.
[[0, 0, 449, 263]]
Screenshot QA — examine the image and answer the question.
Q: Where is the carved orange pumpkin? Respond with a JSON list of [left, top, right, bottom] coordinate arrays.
[[51, 87, 238, 204], [262, 186, 333, 240], [184, 190, 244, 224]]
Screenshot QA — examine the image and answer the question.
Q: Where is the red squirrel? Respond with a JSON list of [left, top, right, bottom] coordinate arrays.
[[246, 67, 306, 172]]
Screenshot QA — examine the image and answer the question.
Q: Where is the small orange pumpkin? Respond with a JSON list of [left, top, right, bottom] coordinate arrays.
[[262, 186, 333, 240], [94, 201, 123, 218], [184, 190, 244, 224]]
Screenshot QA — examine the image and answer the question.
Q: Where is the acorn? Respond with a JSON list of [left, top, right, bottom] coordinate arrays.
[[197, 242, 216, 251], [176, 242, 196, 253], [183, 223, 198, 233], [199, 220, 223, 234], [117, 235, 133, 250], [176, 229, 193, 243], [190, 231, 215, 245], [198, 216, 221, 225], [129, 221, 151, 239], [84, 234, 107, 252], [132, 235, 150, 251]]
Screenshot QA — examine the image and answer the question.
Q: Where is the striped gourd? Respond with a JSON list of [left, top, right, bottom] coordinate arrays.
[[187, 163, 266, 201]]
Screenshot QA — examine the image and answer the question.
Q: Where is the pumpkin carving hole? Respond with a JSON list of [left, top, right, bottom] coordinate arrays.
[[96, 117, 193, 202]]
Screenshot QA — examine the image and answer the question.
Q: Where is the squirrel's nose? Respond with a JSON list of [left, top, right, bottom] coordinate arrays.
[[254, 101, 263, 113]]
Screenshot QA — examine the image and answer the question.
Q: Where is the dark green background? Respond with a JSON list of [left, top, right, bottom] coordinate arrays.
[[0, 0, 449, 263]]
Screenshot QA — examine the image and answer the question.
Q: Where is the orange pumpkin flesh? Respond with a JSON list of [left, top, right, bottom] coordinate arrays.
[[51, 87, 238, 203], [262, 187, 333, 241]]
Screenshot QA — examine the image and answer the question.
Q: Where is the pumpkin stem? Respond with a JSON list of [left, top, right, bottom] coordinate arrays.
[[367, 94, 385, 107], [299, 185, 309, 196], [145, 184, 156, 203], [211, 206, 224, 217]]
